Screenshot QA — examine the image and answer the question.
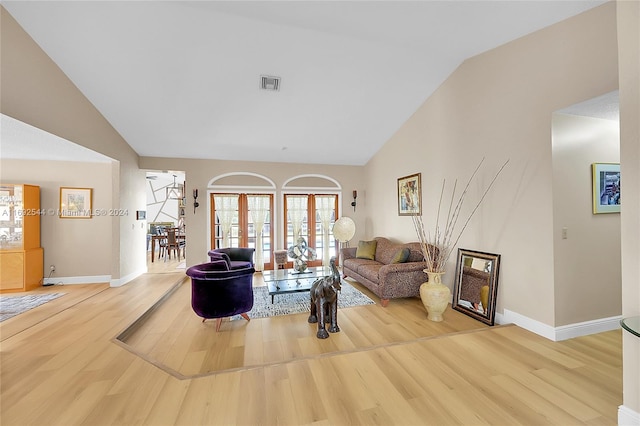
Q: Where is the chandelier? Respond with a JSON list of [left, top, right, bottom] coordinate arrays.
[[166, 175, 183, 200]]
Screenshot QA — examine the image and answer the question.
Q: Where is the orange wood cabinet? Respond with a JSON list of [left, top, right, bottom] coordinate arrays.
[[0, 184, 44, 292]]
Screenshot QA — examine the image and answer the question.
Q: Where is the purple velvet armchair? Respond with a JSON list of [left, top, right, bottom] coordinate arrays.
[[186, 260, 255, 332], [207, 247, 255, 269]]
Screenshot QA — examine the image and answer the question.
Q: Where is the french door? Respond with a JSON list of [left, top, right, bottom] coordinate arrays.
[[283, 194, 338, 268], [210, 193, 274, 270]]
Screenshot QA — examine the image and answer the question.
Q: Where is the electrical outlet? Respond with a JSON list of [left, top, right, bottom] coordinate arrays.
[[562, 227, 568, 239], [50, 265, 56, 272]]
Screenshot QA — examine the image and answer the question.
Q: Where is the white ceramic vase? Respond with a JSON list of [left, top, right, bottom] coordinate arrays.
[[419, 270, 451, 322]]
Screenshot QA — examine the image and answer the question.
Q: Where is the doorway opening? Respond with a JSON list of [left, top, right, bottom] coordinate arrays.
[[145, 170, 187, 273]]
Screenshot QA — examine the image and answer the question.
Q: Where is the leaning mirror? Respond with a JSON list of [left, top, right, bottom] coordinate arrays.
[[452, 248, 501, 325]]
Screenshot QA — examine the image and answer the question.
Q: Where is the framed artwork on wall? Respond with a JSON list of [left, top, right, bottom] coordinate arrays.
[[592, 163, 620, 214], [59, 187, 92, 219], [397, 173, 421, 216]]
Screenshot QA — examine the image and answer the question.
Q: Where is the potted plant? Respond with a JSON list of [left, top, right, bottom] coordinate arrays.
[[412, 158, 508, 321]]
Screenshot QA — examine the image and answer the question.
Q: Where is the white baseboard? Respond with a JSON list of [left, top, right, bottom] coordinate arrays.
[[42, 268, 146, 288], [501, 309, 557, 340], [110, 268, 146, 287], [555, 315, 622, 341], [43, 275, 111, 286], [618, 405, 640, 426], [500, 309, 621, 341]]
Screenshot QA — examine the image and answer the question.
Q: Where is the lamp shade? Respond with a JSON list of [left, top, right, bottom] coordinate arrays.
[[332, 217, 356, 242]]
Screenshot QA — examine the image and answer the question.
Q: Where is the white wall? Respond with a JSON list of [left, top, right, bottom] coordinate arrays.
[[616, 0, 640, 422], [552, 113, 621, 326]]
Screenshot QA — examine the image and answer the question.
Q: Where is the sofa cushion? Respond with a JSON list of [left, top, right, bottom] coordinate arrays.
[[371, 238, 406, 265], [342, 257, 359, 270], [356, 240, 377, 260], [344, 257, 376, 272], [406, 242, 427, 262], [391, 247, 411, 263], [373, 237, 407, 264], [358, 263, 383, 283]]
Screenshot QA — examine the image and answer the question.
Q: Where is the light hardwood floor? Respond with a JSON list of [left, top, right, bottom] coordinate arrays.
[[118, 272, 490, 379], [0, 266, 622, 425]]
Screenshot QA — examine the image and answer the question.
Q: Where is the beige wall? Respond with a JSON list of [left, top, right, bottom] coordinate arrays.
[[364, 2, 619, 327], [552, 113, 621, 326], [1, 160, 113, 280], [140, 157, 365, 267], [0, 7, 147, 283], [617, 0, 640, 420]]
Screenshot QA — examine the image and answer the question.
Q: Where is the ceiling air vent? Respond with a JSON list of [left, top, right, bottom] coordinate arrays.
[[260, 75, 281, 91]]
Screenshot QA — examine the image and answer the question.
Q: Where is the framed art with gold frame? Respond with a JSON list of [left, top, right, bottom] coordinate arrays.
[[397, 173, 421, 216], [59, 187, 92, 218]]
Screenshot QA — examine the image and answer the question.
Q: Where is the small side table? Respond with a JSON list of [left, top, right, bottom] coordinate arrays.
[[274, 250, 288, 269], [621, 316, 640, 338]]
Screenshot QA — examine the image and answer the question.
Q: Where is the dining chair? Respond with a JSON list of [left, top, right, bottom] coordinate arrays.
[[160, 228, 183, 260], [157, 227, 168, 260]]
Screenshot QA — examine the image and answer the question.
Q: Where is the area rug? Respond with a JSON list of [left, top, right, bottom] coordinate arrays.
[[233, 281, 375, 320], [0, 293, 64, 322]]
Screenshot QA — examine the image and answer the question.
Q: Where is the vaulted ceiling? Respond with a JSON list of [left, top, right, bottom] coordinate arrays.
[[3, 1, 606, 165]]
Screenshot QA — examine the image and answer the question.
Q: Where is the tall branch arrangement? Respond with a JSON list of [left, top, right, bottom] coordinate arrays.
[[412, 158, 509, 273]]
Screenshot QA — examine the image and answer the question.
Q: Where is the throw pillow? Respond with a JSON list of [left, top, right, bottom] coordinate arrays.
[[391, 247, 410, 263], [356, 240, 377, 260]]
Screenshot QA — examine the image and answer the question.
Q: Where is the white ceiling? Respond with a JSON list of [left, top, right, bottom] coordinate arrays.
[[0, 114, 112, 163], [558, 90, 620, 121], [3, 1, 608, 166]]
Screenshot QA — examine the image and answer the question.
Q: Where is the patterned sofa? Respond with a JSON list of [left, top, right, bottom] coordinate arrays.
[[341, 237, 431, 307]]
